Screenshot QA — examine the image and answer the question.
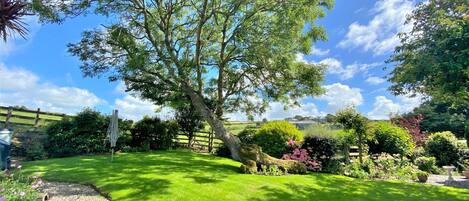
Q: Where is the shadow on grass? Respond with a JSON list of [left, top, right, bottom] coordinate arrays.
[[249, 174, 469, 201], [22, 150, 239, 200]]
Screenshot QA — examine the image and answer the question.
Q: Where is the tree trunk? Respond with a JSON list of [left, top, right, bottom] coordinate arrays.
[[180, 83, 307, 174]]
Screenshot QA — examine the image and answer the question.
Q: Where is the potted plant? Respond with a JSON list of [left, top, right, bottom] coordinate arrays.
[[417, 171, 429, 183]]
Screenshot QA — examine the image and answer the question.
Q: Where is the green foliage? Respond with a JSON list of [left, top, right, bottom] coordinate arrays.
[[367, 122, 415, 156], [33, 0, 334, 159], [45, 108, 132, 157], [342, 154, 418, 180], [302, 124, 342, 169], [174, 102, 204, 146], [465, 121, 469, 147], [403, 100, 468, 138], [335, 108, 368, 163], [41, 0, 332, 122], [237, 128, 258, 144], [0, 170, 41, 201], [131, 116, 179, 150], [23, 137, 47, 161], [388, 0, 469, 107], [415, 156, 438, 173], [425, 131, 460, 166], [303, 124, 339, 138], [252, 121, 303, 157]]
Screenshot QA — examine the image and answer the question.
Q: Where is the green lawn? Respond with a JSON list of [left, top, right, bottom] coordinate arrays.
[[22, 150, 469, 201]]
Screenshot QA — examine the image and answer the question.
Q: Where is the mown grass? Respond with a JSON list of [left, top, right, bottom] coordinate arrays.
[[22, 150, 469, 201]]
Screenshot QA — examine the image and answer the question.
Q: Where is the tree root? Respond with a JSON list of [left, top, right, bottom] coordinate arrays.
[[238, 144, 307, 174]]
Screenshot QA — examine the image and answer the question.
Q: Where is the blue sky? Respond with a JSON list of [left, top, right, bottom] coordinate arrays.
[[0, 0, 424, 121]]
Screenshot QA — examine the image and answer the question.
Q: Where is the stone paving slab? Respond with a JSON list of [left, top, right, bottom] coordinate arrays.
[[425, 174, 469, 189], [40, 181, 109, 201]]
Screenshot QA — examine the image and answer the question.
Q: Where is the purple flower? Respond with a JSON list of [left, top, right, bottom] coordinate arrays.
[[0, 196, 4, 201]]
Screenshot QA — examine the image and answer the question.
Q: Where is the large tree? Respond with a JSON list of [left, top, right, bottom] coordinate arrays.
[[33, 0, 332, 172], [387, 0, 469, 107]]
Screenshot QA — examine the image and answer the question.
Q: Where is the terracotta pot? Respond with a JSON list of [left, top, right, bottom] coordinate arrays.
[[417, 174, 428, 183], [463, 170, 469, 179]]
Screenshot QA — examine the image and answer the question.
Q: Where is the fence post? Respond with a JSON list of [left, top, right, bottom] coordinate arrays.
[[34, 108, 41, 127], [5, 106, 12, 129], [208, 128, 214, 153]]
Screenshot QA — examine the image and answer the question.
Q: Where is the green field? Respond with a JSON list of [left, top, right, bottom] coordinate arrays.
[[0, 107, 64, 126], [22, 150, 469, 201]]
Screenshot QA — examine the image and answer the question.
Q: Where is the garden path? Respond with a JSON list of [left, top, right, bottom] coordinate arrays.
[[426, 174, 469, 189], [40, 181, 108, 201]]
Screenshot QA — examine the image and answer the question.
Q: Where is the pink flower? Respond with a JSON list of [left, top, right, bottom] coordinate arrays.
[[0, 196, 4, 201], [287, 139, 296, 146]]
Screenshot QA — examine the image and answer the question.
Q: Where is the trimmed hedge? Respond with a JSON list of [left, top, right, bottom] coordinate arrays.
[[367, 122, 415, 156]]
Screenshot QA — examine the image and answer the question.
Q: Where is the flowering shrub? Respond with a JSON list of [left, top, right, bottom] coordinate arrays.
[[342, 154, 418, 180], [253, 121, 303, 157], [282, 148, 321, 171], [0, 168, 42, 201]]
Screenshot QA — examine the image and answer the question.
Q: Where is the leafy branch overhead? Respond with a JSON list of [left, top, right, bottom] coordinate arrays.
[[34, 0, 332, 118]]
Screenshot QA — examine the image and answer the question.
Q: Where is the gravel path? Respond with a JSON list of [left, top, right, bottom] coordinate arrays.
[[40, 181, 109, 201], [425, 174, 469, 189]]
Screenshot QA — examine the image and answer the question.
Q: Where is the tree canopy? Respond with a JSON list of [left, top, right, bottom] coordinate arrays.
[[32, 0, 333, 162], [34, 0, 330, 118], [388, 0, 469, 107]]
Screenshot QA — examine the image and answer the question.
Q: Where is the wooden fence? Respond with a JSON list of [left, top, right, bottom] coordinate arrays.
[[0, 106, 66, 128], [175, 130, 224, 153]]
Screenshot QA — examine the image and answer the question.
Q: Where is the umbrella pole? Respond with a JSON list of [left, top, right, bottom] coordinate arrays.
[[111, 148, 114, 162]]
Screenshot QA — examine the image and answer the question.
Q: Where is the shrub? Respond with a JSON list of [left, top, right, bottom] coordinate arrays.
[[367, 122, 415, 156], [131, 117, 179, 150], [237, 128, 258, 144], [282, 148, 321, 171], [392, 114, 426, 146], [425, 131, 459, 166], [0, 169, 42, 201], [342, 154, 418, 180], [415, 156, 438, 173], [251, 121, 302, 157], [301, 132, 342, 169], [46, 108, 133, 157], [215, 144, 232, 158], [11, 132, 47, 160]]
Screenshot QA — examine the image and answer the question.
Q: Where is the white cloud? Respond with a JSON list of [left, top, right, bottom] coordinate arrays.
[[338, 0, 414, 55], [319, 58, 380, 80], [114, 95, 158, 121], [113, 82, 174, 121], [310, 46, 330, 56], [226, 100, 324, 121], [0, 63, 105, 114], [367, 94, 425, 120], [366, 76, 386, 85], [317, 83, 363, 112], [367, 96, 400, 120], [397, 93, 425, 113]]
